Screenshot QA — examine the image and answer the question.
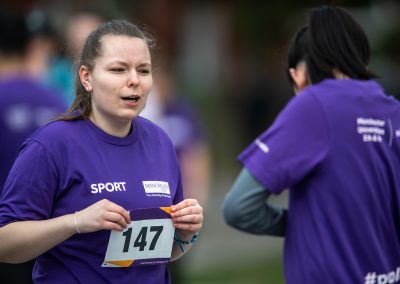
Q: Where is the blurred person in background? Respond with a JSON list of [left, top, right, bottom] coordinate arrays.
[[46, 9, 104, 107], [0, 19, 203, 284], [141, 62, 211, 207], [24, 8, 59, 80], [141, 62, 211, 283], [0, 8, 67, 284], [223, 5, 400, 284]]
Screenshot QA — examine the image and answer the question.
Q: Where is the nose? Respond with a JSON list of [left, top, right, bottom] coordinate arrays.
[[128, 70, 139, 87]]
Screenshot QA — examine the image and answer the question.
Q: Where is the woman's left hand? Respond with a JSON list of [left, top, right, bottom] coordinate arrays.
[[171, 199, 203, 240]]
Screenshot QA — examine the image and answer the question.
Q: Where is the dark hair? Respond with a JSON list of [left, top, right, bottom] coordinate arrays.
[[287, 26, 309, 84], [58, 19, 155, 120], [0, 10, 30, 55], [287, 5, 377, 85]]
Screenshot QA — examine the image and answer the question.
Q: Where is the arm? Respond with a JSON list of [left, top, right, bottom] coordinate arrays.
[[0, 215, 76, 263], [170, 233, 195, 262], [222, 168, 287, 236], [170, 199, 203, 261], [0, 199, 131, 263]]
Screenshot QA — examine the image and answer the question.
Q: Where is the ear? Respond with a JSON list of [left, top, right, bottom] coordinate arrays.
[[79, 65, 92, 93], [289, 61, 308, 94]]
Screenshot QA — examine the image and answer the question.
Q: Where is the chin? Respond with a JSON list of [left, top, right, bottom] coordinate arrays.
[[120, 110, 141, 121]]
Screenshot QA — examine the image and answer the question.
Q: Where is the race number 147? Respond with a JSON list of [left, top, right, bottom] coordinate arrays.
[[103, 218, 175, 267], [123, 225, 163, 252]]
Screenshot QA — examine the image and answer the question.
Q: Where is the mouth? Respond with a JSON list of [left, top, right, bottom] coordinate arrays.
[[121, 95, 140, 103]]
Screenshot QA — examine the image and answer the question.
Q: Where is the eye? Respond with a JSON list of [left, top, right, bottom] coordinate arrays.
[[110, 67, 126, 73], [138, 68, 151, 75]]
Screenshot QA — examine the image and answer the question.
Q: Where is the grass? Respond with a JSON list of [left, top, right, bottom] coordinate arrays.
[[179, 256, 285, 284]]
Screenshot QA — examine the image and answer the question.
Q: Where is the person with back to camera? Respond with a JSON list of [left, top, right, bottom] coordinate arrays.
[[0, 19, 203, 284], [222, 5, 400, 284], [0, 9, 66, 284]]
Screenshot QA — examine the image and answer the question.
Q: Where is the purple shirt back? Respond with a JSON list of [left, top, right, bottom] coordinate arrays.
[[0, 116, 183, 283], [239, 79, 400, 283], [0, 75, 66, 189]]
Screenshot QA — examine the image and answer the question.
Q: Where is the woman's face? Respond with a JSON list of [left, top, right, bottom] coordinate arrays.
[[80, 34, 153, 135]]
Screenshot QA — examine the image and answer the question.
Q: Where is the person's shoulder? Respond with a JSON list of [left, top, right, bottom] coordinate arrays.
[[30, 119, 83, 144], [0, 75, 66, 109], [278, 84, 328, 123], [299, 79, 356, 104], [303, 79, 339, 95], [308, 78, 377, 94], [29, 80, 67, 108]]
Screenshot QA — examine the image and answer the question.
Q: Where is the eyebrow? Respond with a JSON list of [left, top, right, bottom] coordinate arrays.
[[107, 61, 152, 68], [138, 63, 152, 68]]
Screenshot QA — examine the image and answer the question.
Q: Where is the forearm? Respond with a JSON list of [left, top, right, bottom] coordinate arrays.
[[169, 199, 202, 261], [229, 203, 287, 236], [170, 241, 192, 261], [0, 214, 76, 263], [170, 229, 196, 261], [222, 168, 286, 236]]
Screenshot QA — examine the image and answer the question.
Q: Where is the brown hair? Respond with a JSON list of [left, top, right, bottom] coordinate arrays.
[[57, 19, 155, 120]]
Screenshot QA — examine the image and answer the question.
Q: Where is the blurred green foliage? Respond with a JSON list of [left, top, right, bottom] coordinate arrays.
[[182, 254, 285, 284]]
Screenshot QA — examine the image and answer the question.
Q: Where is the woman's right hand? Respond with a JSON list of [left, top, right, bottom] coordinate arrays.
[[74, 199, 131, 233]]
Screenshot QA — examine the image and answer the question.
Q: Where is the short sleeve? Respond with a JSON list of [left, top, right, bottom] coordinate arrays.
[[170, 141, 184, 204], [0, 139, 59, 226], [238, 90, 329, 194], [173, 169, 184, 205]]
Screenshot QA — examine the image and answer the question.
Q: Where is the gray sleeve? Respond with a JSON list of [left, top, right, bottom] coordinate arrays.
[[222, 168, 286, 236]]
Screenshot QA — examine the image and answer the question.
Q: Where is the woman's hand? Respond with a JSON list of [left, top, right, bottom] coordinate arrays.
[[74, 199, 131, 233], [171, 199, 203, 240]]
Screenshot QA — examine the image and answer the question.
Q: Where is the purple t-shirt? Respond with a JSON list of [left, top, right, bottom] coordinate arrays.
[[0, 75, 66, 189], [0, 116, 183, 284], [239, 79, 400, 283]]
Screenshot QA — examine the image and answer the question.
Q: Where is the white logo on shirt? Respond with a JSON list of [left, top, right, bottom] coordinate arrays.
[[142, 181, 171, 198], [364, 265, 400, 284], [91, 182, 127, 194], [255, 139, 270, 154], [4, 105, 60, 133], [356, 117, 385, 143]]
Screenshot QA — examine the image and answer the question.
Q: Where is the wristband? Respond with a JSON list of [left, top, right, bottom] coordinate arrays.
[[174, 231, 199, 253], [74, 211, 81, 234]]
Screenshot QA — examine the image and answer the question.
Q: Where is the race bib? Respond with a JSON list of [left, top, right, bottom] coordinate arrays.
[[102, 207, 174, 267]]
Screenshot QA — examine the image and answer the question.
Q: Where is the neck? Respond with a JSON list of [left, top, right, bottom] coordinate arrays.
[[89, 113, 132, 137], [333, 68, 349, 80]]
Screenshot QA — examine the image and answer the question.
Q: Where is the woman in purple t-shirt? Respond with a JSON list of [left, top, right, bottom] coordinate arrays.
[[0, 20, 203, 283], [223, 5, 400, 284]]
